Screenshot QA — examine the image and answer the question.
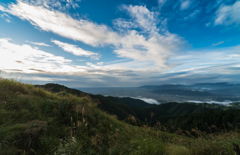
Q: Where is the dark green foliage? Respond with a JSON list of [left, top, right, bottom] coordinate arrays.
[[158, 109, 240, 135], [106, 96, 153, 108], [156, 102, 211, 116], [196, 102, 240, 110]]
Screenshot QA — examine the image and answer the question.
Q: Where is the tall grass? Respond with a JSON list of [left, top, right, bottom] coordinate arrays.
[[0, 78, 240, 155]]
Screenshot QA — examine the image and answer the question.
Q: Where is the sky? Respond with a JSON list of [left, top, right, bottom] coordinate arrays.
[[0, 0, 240, 87]]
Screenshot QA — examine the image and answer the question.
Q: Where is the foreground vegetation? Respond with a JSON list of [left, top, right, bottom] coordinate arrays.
[[1, 78, 240, 154]]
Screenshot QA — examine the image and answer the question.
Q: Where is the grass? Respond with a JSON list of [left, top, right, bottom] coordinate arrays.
[[0, 77, 240, 154]]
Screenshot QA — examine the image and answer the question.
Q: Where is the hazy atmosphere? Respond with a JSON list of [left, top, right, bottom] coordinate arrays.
[[0, 0, 240, 87]]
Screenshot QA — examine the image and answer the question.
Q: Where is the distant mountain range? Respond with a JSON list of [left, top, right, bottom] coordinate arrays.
[[139, 82, 240, 101], [140, 82, 240, 91]]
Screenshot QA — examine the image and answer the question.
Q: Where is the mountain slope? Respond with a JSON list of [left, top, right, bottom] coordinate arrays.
[[1, 79, 240, 155], [36, 83, 170, 121], [156, 102, 211, 116], [36, 83, 217, 123], [152, 89, 215, 97], [0, 79, 175, 154]]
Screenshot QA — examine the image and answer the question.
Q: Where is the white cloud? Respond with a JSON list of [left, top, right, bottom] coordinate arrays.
[[122, 5, 158, 33], [22, 0, 81, 10], [26, 40, 51, 47], [97, 62, 104, 65], [1, 37, 239, 86], [0, 13, 12, 23], [180, 0, 191, 10], [0, 1, 184, 71], [4, 19, 11, 23], [0, 38, 86, 74], [212, 41, 224, 46], [0, 5, 7, 12], [205, 22, 211, 27], [226, 54, 240, 59], [51, 39, 100, 60], [1, 1, 120, 46], [214, 1, 240, 26], [76, 59, 85, 61], [0, 38, 160, 78], [168, 47, 240, 74], [184, 9, 201, 20], [113, 18, 137, 29], [158, 0, 167, 9], [0, 38, 160, 79], [113, 5, 184, 68]]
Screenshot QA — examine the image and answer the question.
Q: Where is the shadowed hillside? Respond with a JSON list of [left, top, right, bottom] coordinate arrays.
[[1, 79, 240, 155], [36, 83, 218, 124]]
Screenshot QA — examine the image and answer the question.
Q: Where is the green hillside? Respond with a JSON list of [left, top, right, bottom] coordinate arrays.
[[195, 102, 240, 110], [156, 102, 211, 116], [1, 79, 240, 155], [36, 84, 171, 121], [158, 108, 240, 135], [36, 83, 216, 124], [105, 96, 153, 108]]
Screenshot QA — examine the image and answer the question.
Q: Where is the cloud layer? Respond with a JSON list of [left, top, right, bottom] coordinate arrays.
[[1, 1, 119, 46], [0, 0, 240, 87], [0, 38, 76, 73], [0, 1, 184, 70]]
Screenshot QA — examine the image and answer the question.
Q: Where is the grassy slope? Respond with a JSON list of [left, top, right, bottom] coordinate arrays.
[[0, 78, 240, 155], [36, 83, 171, 121], [36, 83, 215, 122]]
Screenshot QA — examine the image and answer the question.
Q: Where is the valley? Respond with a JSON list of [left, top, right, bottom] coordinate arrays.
[[78, 82, 240, 104]]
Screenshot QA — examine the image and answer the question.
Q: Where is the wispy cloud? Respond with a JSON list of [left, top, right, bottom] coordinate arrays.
[[122, 5, 158, 33], [1, 38, 239, 87], [180, 0, 191, 10], [0, 38, 81, 74], [0, 13, 12, 23], [168, 46, 240, 75], [0, 1, 184, 70], [22, 0, 81, 10], [51, 39, 100, 60], [184, 9, 201, 20], [97, 62, 104, 65], [113, 18, 137, 30], [158, 0, 167, 9], [0, 38, 161, 78], [76, 59, 85, 61], [0, 1, 120, 46], [214, 1, 240, 26], [0, 5, 7, 12], [212, 41, 224, 46], [113, 5, 184, 69], [26, 40, 51, 47]]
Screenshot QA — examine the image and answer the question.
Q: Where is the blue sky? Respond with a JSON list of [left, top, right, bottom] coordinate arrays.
[[0, 0, 240, 87]]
